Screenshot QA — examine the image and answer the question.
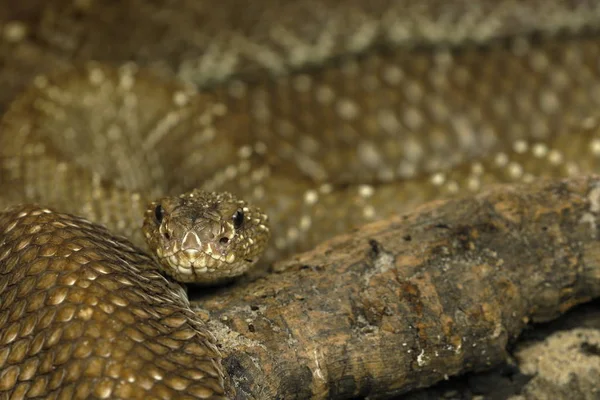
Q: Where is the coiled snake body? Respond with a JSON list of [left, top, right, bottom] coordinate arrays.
[[2, 0, 600, 398]]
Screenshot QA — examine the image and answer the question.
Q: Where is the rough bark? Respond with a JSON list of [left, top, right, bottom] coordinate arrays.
[[192, 175, 600, 399], [404, 299, 600, 400]]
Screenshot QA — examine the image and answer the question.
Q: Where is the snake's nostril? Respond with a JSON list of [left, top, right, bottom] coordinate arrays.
[[219, 237, 229, 245]]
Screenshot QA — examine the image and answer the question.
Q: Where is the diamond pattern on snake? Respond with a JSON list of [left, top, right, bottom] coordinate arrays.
[[2, 35, 600, 279]]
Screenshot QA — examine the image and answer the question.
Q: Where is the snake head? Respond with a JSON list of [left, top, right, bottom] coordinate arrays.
[[142, 189, 270, 283]]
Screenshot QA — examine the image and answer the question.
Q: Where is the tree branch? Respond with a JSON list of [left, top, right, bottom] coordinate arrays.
[[195, 175, 600, 399]]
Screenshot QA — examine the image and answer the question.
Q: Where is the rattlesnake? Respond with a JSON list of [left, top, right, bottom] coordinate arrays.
[[2, 0, 600, 398]]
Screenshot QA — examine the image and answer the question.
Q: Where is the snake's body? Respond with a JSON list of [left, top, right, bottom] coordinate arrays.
[[2, 0, 600, 398]]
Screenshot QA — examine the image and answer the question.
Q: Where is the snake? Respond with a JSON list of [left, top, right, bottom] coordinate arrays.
[[2, 0, 600, 398]]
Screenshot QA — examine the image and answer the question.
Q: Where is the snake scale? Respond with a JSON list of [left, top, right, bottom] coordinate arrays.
[[2, 0, 600, 398]]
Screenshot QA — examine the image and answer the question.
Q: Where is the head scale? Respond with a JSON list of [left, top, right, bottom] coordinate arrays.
[[142, 189, 270, 283]]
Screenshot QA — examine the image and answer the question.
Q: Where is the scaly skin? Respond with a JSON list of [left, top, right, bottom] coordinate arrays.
[[0, 205, 227, 399]]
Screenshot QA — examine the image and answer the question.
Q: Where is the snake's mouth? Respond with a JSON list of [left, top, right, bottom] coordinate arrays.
[[155, 245, 242, 282]]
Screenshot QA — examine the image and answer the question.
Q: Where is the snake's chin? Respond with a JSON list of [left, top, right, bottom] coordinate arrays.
[[157, 248, 250, 283]]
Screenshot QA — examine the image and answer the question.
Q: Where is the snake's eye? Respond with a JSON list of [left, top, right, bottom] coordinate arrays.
[[154, 204, 165, 224], [233, 209, 244, 229]]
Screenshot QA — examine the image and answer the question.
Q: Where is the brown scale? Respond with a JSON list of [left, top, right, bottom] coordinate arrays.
[[0, 205, 227, 399]]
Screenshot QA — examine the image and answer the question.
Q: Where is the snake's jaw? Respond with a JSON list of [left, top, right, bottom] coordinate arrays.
[[142, 189, 270, 284]]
